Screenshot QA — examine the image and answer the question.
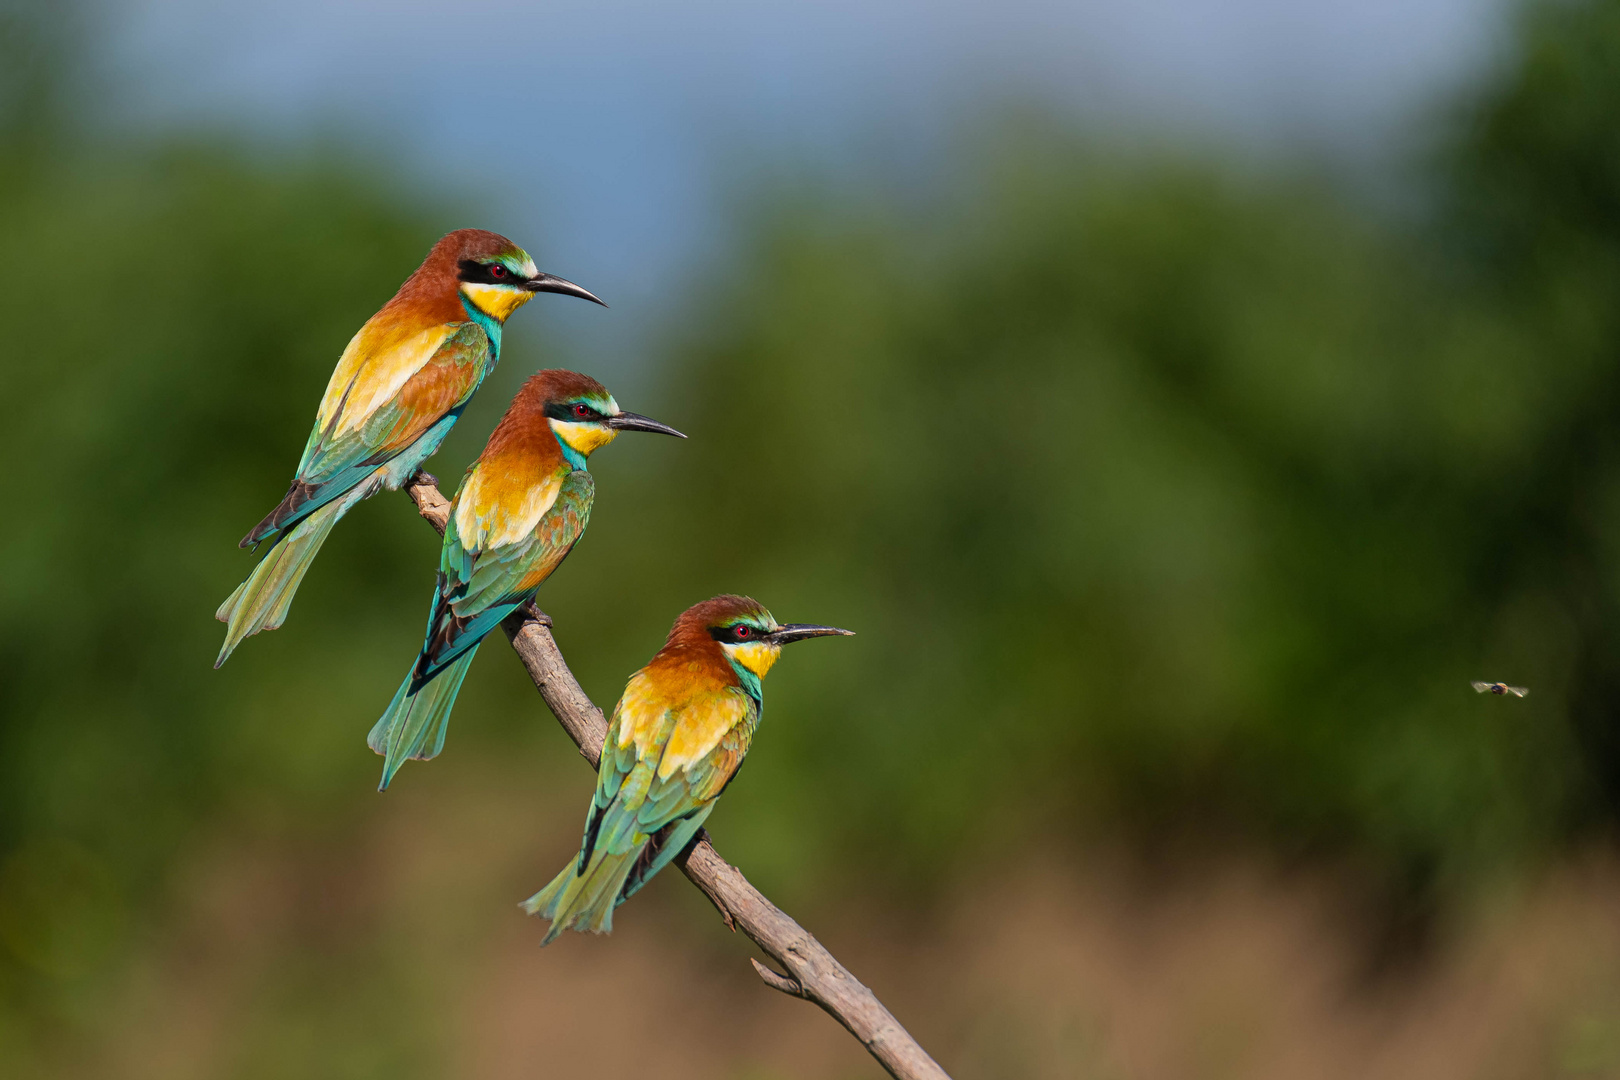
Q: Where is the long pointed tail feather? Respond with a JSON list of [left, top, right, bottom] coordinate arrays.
[[368, 647, 478, 790], [410, 600, 523, 692], [215, 494, 358, 667], [523, 846, 642, 945], [619, 807, 713, 904]]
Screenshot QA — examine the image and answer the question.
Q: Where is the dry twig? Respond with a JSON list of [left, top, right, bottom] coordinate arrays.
[[404, 473, 950, 1080]]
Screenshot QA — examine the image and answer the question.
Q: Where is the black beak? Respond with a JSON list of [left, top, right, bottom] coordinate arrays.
[[766, 624, 855, 645], [524, 272, 607, 307], [606, 412, 686, 438]]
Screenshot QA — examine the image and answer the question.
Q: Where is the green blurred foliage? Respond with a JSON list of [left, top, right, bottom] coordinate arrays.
[[0, 132, 465, 1071], [7, 0, 1620, 1070], [610, 158, 1581, 899], [1441, 0, 1620, 813]]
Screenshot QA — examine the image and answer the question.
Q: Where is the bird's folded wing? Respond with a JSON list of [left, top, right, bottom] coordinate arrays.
[[295, 322, 489, 489], [618, 716, 753, 898], [566, 681, 755, 898], [581, 684, 752, 861], [241, 324, 493, 546], [597, 695, 653, 810], [414, 471, 594, 681], [579, 699, 674, 868], [623, 689, 753, 839], [593, 698, 750, 861], [435, 467, 478, 589], [453, 470, 594, 618]]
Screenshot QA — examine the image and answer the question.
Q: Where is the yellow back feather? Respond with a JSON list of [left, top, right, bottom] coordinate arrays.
[[316, 321, 456, 437], [453, 462, 565, 552]]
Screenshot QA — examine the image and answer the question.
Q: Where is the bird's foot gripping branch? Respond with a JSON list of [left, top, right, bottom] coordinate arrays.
[[404, 474, 951, 1080]]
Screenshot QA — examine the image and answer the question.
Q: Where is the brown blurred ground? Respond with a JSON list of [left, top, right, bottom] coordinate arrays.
[[83, 758, 1620, 1080]]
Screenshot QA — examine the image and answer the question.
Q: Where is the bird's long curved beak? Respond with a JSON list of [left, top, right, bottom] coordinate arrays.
[[607, 411, 686, 438], [524, 272, 607, 307], [767, 624, 855, 645]]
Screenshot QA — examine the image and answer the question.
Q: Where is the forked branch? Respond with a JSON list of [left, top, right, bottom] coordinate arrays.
[[405, 474, 950, 1080]]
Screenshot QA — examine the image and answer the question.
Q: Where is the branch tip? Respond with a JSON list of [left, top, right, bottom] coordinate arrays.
[[751, 958, 805, 997]]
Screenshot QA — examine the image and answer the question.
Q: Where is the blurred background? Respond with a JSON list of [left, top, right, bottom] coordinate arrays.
[[7, 0, 1620, 1075]]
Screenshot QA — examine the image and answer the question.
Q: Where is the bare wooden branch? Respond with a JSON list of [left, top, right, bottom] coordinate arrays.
[[404, 473, 950, 1080]]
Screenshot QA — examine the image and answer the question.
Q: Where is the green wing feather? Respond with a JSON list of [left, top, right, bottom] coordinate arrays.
[[615, 722, 753, 900], [246, 324, 491, 545], [413, 469, 595, 687], [368, 471, 592, 788], [526, 687, 757, 941], [596, 688, 756, 859], [296, 323, 489, 480]]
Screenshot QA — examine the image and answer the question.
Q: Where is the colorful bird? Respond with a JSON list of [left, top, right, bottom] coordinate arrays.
[[369, 369, 684, 789], [215, 229, 604, 667], [525, 595, 852, 943]]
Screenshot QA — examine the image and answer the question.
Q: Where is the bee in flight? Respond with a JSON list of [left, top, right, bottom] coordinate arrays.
[[1472, 681, 1528, 697]]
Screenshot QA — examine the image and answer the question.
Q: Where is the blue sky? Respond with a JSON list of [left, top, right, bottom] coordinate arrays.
[[108, 0, 1510, 360]]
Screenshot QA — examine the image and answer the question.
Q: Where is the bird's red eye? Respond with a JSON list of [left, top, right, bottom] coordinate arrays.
[[489, 264, 507, 278], [572, 403, 591, 418], [735, 625, 751, 638]]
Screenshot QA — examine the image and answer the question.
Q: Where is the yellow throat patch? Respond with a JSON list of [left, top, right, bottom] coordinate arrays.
[[459, 282, 535, 322], [724, 641, 782, 679], [548, 419, 619, 458]]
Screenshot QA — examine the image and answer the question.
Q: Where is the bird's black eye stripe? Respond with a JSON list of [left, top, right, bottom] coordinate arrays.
[[544, 401, 604, 423], [456, 258, 525, 286], [709, 623, 765, 643]]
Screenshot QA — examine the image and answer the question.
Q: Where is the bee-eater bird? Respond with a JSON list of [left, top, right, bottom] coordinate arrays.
[[215, 229, 604, 667], [525, 595, 852, 943], [369, 369, 684, 789]]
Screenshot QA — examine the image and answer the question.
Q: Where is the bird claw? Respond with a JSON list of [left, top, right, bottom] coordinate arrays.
[[407, 469, 439, 490], [523, 600, 553, 627]]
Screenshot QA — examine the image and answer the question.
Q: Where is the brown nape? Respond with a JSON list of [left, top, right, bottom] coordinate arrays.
[[379, 228, 527, 325], [662, 595, 769, 650]]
